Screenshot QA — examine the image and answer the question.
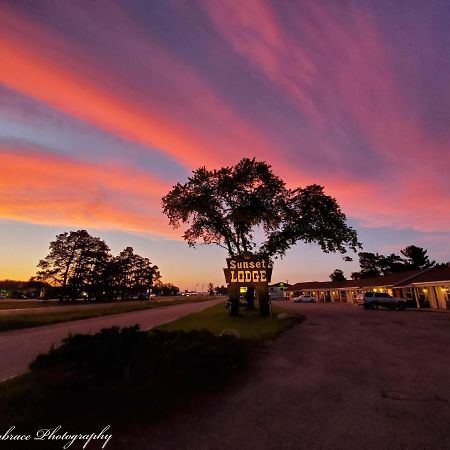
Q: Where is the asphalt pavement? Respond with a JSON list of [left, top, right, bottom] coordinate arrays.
[[120, 302, 450, 450]]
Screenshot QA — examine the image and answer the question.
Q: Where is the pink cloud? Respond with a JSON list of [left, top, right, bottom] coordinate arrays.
[[201, 0, 318, 119], [0, 147, 176, 234], [200, 0, 450, 232], [0, 1, 449, 236], [0, 4, 275, 169]]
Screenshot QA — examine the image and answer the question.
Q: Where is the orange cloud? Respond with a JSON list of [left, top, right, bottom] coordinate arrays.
[[0, 2, 449, 236], [200, 0, 450, 232], [0, 4, 275, 169], [0, 148, 176, 235]]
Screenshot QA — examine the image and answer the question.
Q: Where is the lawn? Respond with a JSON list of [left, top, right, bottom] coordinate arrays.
[[0, 296, 222, 332], [0, 326, 248, 433], [0, 302, 303, 437], [0, 300, 60, 310], [158, 303, 303, 341]]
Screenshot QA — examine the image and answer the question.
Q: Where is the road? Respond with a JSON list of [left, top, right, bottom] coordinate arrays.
[[0, 298, 223, 381], [0, 297, 209, 316], [122, 303, 450, 450]]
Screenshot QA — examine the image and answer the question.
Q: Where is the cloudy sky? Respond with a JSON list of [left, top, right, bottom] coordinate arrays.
[[1, 0, 449, 288]]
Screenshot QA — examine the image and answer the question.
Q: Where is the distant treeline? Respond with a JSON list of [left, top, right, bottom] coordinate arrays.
[[0, 279, 47, 299], [28, 229, 178, 302], [330, 245, 442, 281]]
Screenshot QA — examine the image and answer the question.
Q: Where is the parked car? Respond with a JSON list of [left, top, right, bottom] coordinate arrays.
[[293, 295, 316, 303], [359, 292, 406, 310]]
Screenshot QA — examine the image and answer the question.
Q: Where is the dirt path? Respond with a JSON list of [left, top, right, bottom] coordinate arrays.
[[0, 298, 223, 381]]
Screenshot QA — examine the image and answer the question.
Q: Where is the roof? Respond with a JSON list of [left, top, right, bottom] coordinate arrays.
[[396, 265, 450, 286], [288, 280, 359, 291], [357, 270, 422, 288], [269, 282, 291, 288], [288, 270, 423, 291]]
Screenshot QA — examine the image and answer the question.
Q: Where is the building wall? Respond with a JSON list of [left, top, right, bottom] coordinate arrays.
[[269, 286, 289, 300], [289, 282, 450, 309], [412, 284, 450, 309]]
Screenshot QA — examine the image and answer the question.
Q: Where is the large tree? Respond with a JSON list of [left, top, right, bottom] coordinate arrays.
[[35, 230, 110, 302], [330, 269, 346, 282], [351, 245, 436, 279], [162, 158, 360, 312], [351, 251, 405, 279], [110, 247, 160, 300], [163, 158, 359, 257], [400, 245, 435, 270]]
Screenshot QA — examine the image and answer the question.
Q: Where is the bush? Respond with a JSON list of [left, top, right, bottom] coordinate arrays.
[[2, 326, 248, 429], [31, 325, 247, 384]]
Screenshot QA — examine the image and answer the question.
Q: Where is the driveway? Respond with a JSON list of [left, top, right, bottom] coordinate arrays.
[[123, 303, 450, 450], [0, 298, 223, 381]]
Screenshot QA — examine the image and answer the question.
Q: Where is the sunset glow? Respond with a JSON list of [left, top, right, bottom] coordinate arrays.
[[1, 1, 449, 287]]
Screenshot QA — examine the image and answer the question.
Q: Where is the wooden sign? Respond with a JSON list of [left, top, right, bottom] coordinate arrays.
[[223, 252, 272, 286]]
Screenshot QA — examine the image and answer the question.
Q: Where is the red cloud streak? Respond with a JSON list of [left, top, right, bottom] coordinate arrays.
[[0, 6, 275, 169], [0, 149, 175, 235], [0, 2, 449, 234]]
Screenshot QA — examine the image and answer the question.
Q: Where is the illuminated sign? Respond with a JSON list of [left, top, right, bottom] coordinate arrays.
[[223, 252, 272, 286]]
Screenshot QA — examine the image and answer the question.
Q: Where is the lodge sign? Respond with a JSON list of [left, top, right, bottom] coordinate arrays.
[[223, 253, 272, 286]]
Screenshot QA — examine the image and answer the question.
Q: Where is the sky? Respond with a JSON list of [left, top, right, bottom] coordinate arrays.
[[0, 0, 449, 289]]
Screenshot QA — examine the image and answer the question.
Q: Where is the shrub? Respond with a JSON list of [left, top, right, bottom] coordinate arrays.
[[1, 326, 248, 429], [30, 326, 247, 385]]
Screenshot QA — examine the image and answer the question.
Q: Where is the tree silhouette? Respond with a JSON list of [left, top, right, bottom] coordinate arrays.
[[163, 158, 360, 313], [111, 247, 160, 300], [330, 269, 346, 282], [35, 230, 110, 302], [153, 282, 180, 296], [35, 232, 162, 302], [214, 285, 228, 295], [400, 245, 435, 270], [163, 158, 360, 259], [351, 245, 436, 279]]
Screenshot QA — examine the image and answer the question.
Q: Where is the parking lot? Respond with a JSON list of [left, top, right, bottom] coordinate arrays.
[[130, 303, 450, 450]]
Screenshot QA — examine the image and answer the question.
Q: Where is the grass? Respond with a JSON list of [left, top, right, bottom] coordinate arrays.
[[0, 326, 248, 434], [0, 302, 303, 440], [158, 303, 304, 341], [0, 300, 61, 310], [0, 296, 222, 332]]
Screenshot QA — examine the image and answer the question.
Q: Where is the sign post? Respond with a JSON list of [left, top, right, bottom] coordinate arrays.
[[223, 251, 272, 317]]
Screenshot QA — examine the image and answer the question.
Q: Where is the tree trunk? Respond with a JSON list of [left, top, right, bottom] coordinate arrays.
[[246, 287, 255, 310], [258, 286, 271, 317], [228, 284, 240, 317]]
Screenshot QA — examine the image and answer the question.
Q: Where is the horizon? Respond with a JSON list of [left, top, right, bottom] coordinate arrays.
[[1, 1, 449, 290]]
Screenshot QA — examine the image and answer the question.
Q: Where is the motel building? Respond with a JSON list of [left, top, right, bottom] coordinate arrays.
[[287, 265, 450, 310], [269, 282, 291, 300]]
